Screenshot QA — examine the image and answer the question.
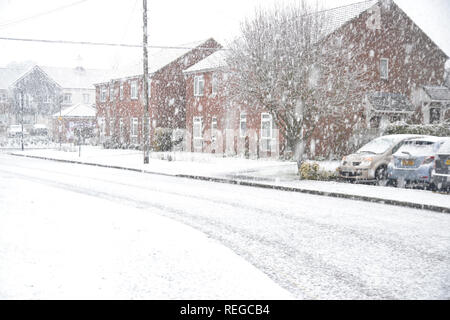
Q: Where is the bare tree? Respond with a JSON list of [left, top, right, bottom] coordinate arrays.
[[226, 1, 367, 166]]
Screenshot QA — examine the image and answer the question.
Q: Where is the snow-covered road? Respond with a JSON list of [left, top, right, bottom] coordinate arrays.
[[1, 154, 449, 299]]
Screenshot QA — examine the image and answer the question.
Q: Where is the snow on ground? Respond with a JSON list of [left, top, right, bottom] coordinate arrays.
[[262, 179, 450, 209], [1, 153, 449, 299], [9, 146, 449, 210], [0, 159, 293, 299], [9, 145, 294, 176]]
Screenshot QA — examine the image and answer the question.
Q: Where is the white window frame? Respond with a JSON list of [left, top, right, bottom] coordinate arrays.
[[211, 116, 217, 141], [148, 79, 152, 98], [211, 74, 218, 95], [109, 118, 114, 136], [194, 75, 204, 97], [63, 93, 72, 104], [110, 86, 114, 101], [239, 113, 247, 138], [119, 118, 124, 141], [119, 83, 124, 100], [0, 92, 8, 103], [380, 58, 389, 80], [131, 80, 138, 100], [261, 113, 273, 152], [131, 118, 138, 137], [100, 87, 107, 102], [98, 117, 106, 135], [193, 117, 203, 150]]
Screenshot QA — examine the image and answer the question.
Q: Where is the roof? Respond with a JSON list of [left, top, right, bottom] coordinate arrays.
[[184, 50, 228, 74], [0, 65, 110, 90], [367, 92, 415, 113], [0, 67, 27, 89], [103, 39, 220, 82], [41, 66, 111, 89], [321, 0, 378, 39], [423, 86, 450, 101], [184, 1, 379, 74], [52, 103, 96, 118]]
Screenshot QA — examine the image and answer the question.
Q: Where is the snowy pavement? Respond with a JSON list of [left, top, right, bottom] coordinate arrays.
[[1, 154, 449, 299], [0, 154, 292, 300], [8, 146, 450, 211]]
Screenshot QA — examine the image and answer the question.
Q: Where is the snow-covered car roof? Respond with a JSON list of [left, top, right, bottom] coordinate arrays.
[[402, 136, 448, 143], [394, 136, 450, 157], [438, 140, 450, 154]]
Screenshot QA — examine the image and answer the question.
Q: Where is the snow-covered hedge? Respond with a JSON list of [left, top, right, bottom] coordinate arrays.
[[384, 122, 450, 137], [299, 162, 339, 181]]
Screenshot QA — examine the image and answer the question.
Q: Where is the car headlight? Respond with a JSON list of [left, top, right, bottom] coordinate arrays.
[[360, 157, 373, 167]]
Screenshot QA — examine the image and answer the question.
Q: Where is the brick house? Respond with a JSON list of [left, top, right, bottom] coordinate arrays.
[[94, 38, 221, 148], [184, 0, 448, 159]]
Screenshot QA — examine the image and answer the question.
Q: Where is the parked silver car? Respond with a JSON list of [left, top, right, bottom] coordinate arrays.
[[339, 134, 424, 183], [387, 136, 450, 189], [431, 140, 450, 191]]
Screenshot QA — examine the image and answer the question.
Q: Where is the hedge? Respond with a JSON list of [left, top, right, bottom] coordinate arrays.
[[384, 122, 450, 137]]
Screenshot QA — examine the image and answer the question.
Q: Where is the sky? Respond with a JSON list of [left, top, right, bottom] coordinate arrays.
[[0, 0, 449, 69]]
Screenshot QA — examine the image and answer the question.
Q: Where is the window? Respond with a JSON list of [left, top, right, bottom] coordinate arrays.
[[131, 81, 138, 100], [380, 58, 389, 80], [131, 118, 138, 137], [211, 74, 218, 95], [119, 83, 124, 100], [261, 113, 272, 152], [0, 92, 7, 103], [370, 116, 381, 129], [211, 116, 217, 141], [239, 113, 247, 138], [100, 87, 107, 102], [119, 118, 124, 140], [98, 117, 106, 135], [63, 93, 72, 104], [193, 117, 203, 150], [83, 94, 90, 104], [148, 79, 152, 98], [430, 108, 441, 124], [109, 119, 115, 136], [194, 75, 204, 96], [110, 86, 114, 101]]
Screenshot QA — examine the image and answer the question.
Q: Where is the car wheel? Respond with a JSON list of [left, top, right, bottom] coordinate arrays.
[[375, 165, 388, 186]]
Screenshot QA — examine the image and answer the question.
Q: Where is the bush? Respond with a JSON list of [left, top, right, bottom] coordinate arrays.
[[299, 161, 339, 181], [151, 128, 183, 152], [384, 122, 450, 137]]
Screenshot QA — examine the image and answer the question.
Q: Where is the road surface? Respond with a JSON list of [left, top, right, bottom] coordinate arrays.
[[0, 153, 449, 299]]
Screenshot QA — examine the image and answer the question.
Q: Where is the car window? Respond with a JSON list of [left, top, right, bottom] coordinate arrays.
[[357, 137, 401, 155], [438, 141, 450, 154], [396, 140, 435, 156], [391, 141, 404, 154]]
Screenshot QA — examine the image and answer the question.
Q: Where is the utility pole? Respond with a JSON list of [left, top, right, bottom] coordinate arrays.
[[59, 94, 62, 150], [20, 90, 24, 151], [142, 0, 150, 164]]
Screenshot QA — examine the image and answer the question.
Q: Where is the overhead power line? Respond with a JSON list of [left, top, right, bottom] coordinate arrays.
[[0, 36, 226, 50], [0, 0, 90, 30]]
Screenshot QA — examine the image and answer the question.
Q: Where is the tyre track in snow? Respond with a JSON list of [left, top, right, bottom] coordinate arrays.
[[0, 167, 390, 299], [1, 159, 447, 264], [1, 156, 449, 299]]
